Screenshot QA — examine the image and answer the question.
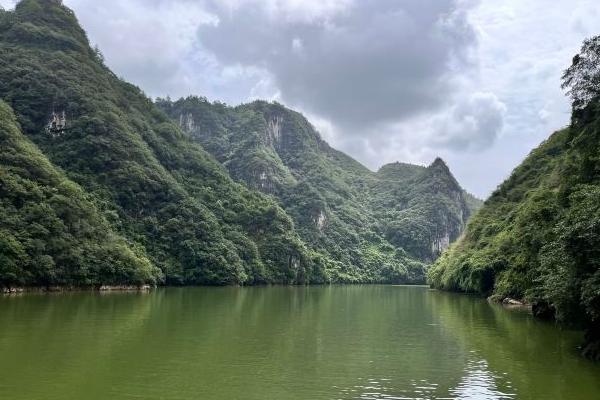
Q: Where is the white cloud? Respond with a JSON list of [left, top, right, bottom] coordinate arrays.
[[455, 0, 597, 195], [63, 0, 219, 98], [0, 0, 17, 9], [1, 0, 598, 198], [291, 37, 303, 54], [198, 0, 478, 130], [214, 0, 352, 24], [431, 92, 506, 151], [328, 0, 599, 197]]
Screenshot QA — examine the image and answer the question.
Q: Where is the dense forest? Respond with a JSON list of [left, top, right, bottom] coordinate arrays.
[[0, 100, 161, 286], [429, 36, 600, 360], [0, 0, 478, 288], [157, 98, 480, 283]]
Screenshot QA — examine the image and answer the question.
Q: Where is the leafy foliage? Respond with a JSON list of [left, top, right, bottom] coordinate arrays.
[[0, 100, 161, 286], [562, 36, 600, 112], [429, 35, 600, 359]]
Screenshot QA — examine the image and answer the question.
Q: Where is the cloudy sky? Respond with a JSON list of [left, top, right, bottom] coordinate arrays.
[[2, 0, 597, 197]]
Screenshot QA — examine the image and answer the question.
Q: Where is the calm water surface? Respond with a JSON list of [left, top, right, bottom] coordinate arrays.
[[0, 285, 599, 400]]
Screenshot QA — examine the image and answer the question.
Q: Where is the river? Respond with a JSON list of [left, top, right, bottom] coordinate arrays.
[[0, 285, 598, 399]]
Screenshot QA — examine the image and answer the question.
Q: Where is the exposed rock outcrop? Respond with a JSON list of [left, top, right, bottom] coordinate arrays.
[[99, 284, 152, 291], [266, 116, 283, 146], [313, 210, 327, 232], [46, 110, 66, 136], [179, 112, 195, 133]]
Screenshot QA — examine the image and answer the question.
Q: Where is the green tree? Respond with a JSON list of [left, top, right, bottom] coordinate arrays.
[[562, 35, 600, 111]]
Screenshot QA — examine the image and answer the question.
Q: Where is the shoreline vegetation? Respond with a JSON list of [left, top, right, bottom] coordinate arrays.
[[0, 282, 427, 294], [1, 284, 154, 294], [428, 36, 600, 361], [0, 283, 537, 318]]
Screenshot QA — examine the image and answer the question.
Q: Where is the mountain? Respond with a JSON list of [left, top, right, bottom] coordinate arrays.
[[158, 97, 481, 282], [428, 97, 600, 359], [0, 0, 324, 286], [0, 0, 478, 288], [371, 157, 480, 262]]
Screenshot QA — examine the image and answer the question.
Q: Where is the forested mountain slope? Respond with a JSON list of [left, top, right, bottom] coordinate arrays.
[[0, 100, 161, 287], [371, 158, 479, 262], [0, 0, 479, 287], [158, 98, 481, 282], [429, 36, 600, 360], [0, 0, 323, 286]]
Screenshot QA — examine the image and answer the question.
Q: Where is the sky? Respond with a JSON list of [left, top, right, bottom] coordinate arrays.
[[1, 0, 598, 198]]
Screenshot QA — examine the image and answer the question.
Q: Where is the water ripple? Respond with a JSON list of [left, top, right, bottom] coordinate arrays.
[[337, 357, 516, 400]]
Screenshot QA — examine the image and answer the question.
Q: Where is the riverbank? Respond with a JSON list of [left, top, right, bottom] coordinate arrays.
[[583, 325, 600, 362], [1, 285, 153, 294], [487, 295, 533, 313], [483, 293, 600, 361], [1, 281, 430, 295]]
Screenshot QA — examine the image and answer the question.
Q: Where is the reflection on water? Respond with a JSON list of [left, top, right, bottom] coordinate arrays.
[[0, 286, 598, 400], [339, 352, 517, 400], [450, 357, 515, 400], [339, 377, 440, 399], [339, 355, 516, 400]]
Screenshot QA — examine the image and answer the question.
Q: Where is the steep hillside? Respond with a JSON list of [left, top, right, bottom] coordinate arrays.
[[158, 97, 481, 281], [0, 100, 161, 287], [371, 158, 477, 262], [0, 0, 324, 286], [429, 97, 600, 359]]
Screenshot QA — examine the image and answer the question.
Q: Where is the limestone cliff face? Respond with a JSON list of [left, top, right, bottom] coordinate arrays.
[[312, 210, 327, 232], [431, 233, 450, 256], [173, 102, 297, 195], [266, 116, 283, 147], [426, 159, 473, 259], [179, 112, 195, 134]]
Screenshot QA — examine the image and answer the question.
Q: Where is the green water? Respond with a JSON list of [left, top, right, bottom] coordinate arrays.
[[0, 286, 599, 399]]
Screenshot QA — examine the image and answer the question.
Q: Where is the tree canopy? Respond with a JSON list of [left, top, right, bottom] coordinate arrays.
[[562, 35, 600, 112]]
